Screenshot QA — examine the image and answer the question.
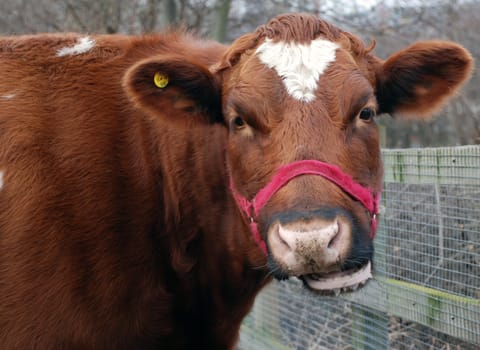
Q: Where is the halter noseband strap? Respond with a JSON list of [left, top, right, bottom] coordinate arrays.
[[230, 160, 381, 256]]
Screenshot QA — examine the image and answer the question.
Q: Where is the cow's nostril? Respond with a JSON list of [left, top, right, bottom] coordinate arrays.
[[268, 224, 297, 258], [327, 220, 340, 249], [277, 224, 295, 251], [279, 233, 289, 250]]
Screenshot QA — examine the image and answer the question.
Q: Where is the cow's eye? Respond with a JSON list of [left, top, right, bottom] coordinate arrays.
[[232, 116, 246, 129], [359, 107, 376, 121]]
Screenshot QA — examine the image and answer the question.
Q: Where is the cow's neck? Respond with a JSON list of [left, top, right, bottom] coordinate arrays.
[[148, 121, 270, 344]]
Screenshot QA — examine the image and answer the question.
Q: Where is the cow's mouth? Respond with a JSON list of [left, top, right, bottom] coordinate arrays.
[[301, 261, 372, 295]]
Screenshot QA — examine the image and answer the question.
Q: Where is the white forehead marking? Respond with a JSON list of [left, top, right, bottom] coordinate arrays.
[[56, 36, 96, 57], [256, 38, 339, 102], [1, 94, 15, 100]]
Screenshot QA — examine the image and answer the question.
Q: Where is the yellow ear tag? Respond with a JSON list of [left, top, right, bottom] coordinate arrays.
[[154, 72, 169, 88]]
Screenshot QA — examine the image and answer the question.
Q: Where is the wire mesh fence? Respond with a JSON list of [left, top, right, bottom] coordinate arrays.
[[238, 145, 480, 350]]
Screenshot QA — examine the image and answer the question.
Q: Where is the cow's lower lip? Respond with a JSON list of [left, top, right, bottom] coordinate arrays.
[[302, 261, 372, 294]]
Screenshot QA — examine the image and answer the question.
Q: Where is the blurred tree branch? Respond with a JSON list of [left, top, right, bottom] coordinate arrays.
[[211, 0, 232, 42]]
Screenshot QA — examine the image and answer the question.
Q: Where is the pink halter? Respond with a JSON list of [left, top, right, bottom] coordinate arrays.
[[230, 160, 381, 256]]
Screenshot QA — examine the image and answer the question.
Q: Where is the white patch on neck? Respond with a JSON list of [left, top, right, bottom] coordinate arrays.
[[1, 94, 15, 100], [256, 38, 339, 102], [56, 36, 96, 57]]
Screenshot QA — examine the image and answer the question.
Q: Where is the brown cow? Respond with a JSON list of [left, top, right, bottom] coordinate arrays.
[[0, 13, 473, 350]]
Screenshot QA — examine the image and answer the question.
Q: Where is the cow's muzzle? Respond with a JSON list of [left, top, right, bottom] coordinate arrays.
[[229, 159, 379, 293], [230, 160, 381, 255]]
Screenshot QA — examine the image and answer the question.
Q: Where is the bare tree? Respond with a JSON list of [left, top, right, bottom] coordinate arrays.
[[162, 0, 178, 27], [210, 0, 232, 42]]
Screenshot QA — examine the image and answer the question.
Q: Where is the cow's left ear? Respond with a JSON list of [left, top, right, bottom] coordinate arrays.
[[123, 55, 222, 124], [376, 41, 473, 118]]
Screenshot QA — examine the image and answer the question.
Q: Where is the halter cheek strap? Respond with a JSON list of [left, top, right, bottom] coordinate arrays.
[[230, 160, 381, 256]]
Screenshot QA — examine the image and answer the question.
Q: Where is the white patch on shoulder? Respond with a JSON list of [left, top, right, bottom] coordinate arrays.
[[1, 94, 16, 100], [256, 38, 339, 102], [56, 36, 96, 57]]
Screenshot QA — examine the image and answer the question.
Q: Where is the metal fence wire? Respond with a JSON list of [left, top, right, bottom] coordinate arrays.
[[238, 145, 480, 350]]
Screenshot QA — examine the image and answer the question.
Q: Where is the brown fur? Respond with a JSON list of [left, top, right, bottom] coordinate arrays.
[[0, 14, 473, 350], [0, 32, 265, 350]]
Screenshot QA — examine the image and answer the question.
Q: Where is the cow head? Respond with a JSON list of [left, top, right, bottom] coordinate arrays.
[[123, 14, 473, 294], [215, 14, 472, 293]]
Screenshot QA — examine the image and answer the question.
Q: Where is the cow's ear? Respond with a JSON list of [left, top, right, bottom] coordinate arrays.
[[376, 41, 473, 118], [123, 56, 223, 124]]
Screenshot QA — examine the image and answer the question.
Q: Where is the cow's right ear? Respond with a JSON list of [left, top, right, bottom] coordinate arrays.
[[375, 41, 473, 118], [123, 56, 223, 124]]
